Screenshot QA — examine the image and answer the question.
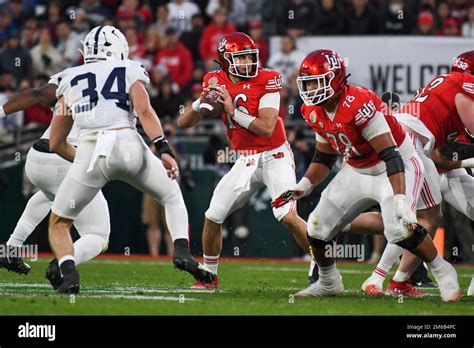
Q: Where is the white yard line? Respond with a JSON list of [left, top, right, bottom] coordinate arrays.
[[0, 292, 199, 301]]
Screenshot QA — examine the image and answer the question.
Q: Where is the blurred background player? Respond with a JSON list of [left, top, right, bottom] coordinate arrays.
[[272, 49, 460, 302], [178, 32, 310, 289], [359, 51, 474, 297]]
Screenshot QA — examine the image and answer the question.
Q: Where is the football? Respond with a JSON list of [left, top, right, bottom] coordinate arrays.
[[199, 88, 223, 118]]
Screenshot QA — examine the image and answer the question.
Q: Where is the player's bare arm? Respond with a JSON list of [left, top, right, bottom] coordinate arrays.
[[272, 140, 336, 208], [177, 87, 209, 128], [215, 86, 277, 137], [455, 92, 474, 134], [48, 96, 75, 162], [131, 80, 179, 179], [0, 84, 57, 117]]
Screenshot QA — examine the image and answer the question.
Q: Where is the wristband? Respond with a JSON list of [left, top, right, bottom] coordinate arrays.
[[233, 108, 256, 129], [153, 135, 175, 159], [192, 98, 201, 112]]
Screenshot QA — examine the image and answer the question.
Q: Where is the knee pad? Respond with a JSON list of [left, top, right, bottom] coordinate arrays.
[[395, 223, 427, 251]]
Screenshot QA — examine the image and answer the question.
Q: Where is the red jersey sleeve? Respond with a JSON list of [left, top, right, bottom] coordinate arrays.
[[461, 73, 474, 99], [351, 89, 382, 131], [261, 69, 283, 93]]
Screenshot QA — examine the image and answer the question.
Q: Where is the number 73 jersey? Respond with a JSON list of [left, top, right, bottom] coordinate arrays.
[[301, 85, 406, 169], [51, 59, 150, 130]]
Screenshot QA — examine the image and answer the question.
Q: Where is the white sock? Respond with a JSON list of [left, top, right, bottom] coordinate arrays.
[[58, 255, 75, 267], [371, 242, 404, 283], [7, 191, 51, 247], [427, 253, 445, 274], [73, 234, 107, 265], [393, 270, 410, 282], [203, 254, 219, 274]]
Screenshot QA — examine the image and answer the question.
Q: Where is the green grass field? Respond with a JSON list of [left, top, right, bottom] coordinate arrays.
[[0, 257, 472, 315]]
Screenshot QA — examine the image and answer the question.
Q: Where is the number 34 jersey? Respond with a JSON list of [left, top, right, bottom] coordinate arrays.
[[51, 59, 150, 131], [301, 85, 406, 169], [202, 68, 287, 153]]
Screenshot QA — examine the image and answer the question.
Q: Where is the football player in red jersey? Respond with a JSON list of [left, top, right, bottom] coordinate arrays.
[[359, 51, 474, 297], [272, 49, 460, 301], [178, 32, 310, 289]]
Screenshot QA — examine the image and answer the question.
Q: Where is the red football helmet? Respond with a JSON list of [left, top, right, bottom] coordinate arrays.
[[451, 51, 474, 74], [217, 32, 259, 78], [297, 49, 347, 106]]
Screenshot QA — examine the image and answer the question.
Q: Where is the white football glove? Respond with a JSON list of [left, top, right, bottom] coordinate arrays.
[[272, 177, 313, 208], [393, 194, 417, 227], [461, 157, 474, 168]]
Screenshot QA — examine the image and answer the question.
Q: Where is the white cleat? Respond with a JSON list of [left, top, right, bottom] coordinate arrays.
[[434, 262, 461, 302], [468, 277, 474, 297], [295, 273, 344, 298], [361, 277, 385, 295]]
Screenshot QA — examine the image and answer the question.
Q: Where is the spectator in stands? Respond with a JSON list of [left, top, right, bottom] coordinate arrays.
[[248, 20, 268, 67], [381, 0, 415, 35], [154, 4, 171, 36], [20, 17, 37, 50], [419, 0, 436, 12], [31, 28, 64, 78], [280, 0, 317, 37], [0, 32, 32, 85], [438, 17, 461, 36], [167, 0, 201, 34], [148, 64, 168, 98], [199, 8, 236, 71], [79, 0, 111, 27], [71, 8, 90, 38], [0, 11, 12, 42], [181, 13, 205, 63], [45, 1, 61, 43], [344, 0, 380, 35], [451, 0, 470, 27], [55, 19, 82, 68], [461, 5, 474, 37], [125, 27, 151, 69], [143, 27, 162, 67], [267, 35, 306, 85], [116, 0, 146, 31], [314, 0, 345, 35], [151, 77, 183, 120], [435, 1, 451, 32], [155, 27, 193, 92], [8, 0, 27, 33], [417, 10, 435, 35]]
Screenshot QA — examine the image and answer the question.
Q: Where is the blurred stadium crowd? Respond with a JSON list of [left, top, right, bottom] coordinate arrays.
[[0, 0, 472, 261], [0, 0, 474, 135]]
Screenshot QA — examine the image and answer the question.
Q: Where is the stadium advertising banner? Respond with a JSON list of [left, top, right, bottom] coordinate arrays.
[[270, 36, 473, 101]]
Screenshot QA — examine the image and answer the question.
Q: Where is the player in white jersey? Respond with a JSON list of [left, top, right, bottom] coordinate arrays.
[[0, 26, 213, 294]]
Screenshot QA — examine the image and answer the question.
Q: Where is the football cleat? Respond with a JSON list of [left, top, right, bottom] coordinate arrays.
[[433, 262, 461, 302], [295, 271, 344, 297], [363, 284, 385, 296], [55, 260, 80, 294], [467, 277, 474, 297], [0, 245, 31, 275], [387, 278, 429, 298], [410, 263, 437, 288], [45, 259, 62, 290], [173, 246, 215, 284], [191, 275, 219, 290]]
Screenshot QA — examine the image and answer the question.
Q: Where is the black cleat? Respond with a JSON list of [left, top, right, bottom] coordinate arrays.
[[56, 260, 80, 294], [45, 259, 62, 290], [308, 264, 319, 285], [410, 262, 437, 288], [173, 239, 215, 284], [0, 245, 31, 275]]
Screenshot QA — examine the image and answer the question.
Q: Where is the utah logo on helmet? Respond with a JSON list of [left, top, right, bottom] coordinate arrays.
[[217, 32, 259, 78]]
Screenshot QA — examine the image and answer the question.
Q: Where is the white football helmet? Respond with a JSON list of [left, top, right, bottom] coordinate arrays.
[[81, 25, 129, 64]]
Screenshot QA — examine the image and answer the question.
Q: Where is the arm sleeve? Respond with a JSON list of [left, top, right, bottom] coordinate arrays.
[[258, 92, 280, 110]]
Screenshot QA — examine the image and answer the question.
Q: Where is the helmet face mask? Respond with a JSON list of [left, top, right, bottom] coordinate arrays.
[[297, 49, 347, 107], [224, 49, 259, 78], [297, 71, 335, 106], [217, 32, 259, 78], [81, 26, 129, 64]]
